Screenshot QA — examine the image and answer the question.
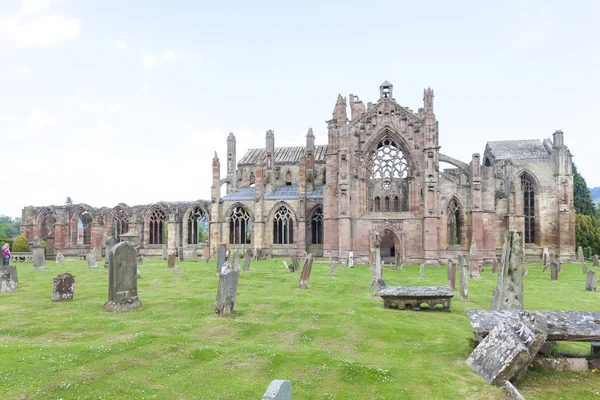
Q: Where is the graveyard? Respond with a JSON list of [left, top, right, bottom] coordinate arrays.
[[1, 256, 598, 399]]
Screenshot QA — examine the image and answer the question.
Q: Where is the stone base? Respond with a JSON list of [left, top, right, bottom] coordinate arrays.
[[383, 297, 451, 311], [33, 266, 48, 271], [0, 280, 17, 293], [533, 357, 588, 372], [104, 297, 142, 312]]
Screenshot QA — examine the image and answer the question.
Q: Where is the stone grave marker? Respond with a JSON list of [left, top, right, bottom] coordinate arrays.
[[291, 256, 300, 273], [31, 237, 47, 271], [104, 241, 141, 312], [594, 254, 599, 268], [582, 261, 588, 275], [105, 236, 118, 268], [328, 250, 332, 267], [215, 265, 239, 316], [94, 247, 102, 260], [542, 247, 550, 266], [577, 246, 584, 261], [491, 258, 498, 274], [52, 272, 74, 301], [298, 254, 314, 289], [419, 263, 424, 277], [459, 255, 468, 301], [218, 245, 226, 273], [203, 243, 210, 262], [549, 253, 559, 281], [87, 253, 99, 269], [232, 250, 240, 271], [586, 270, 596, 292], [146, 258, 150, 264], [330, 260, 337, 277], [243, 248, 252, 271], [178, 247, 184, 262], [167, 253, 176, 268], [0, 266, 18, 293], [138, 254, 144, 265], [174, 265, 180, 274], [283, 260, 289, 271], [191, 248, 197, 262], [348, 251, 354, 268], [162, 244, 167, 260], [372, 234, 383, 293], [262, 379, 292, 400], [492, 230, 524, 311], [447, 260, 456, 290], [55, 252, 64, 265], [469, 237, 480, 277]]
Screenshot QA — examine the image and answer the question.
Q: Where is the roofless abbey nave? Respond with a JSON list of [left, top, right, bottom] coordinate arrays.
[[21, 81, 576, 264]]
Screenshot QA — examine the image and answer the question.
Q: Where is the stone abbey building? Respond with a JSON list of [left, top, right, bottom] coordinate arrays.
[[21, 81, 576, 264]]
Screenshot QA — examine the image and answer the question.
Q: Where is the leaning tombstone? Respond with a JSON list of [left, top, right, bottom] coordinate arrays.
[[31, 237, 47, 271], [104, 241, 142, 312], [105, 236, 118, 269], [0, 266, 18, 293], [459, 255, 469, 301], [167, 253, 176, 268], [218, 245, 226, 274], [492, 230, 524, 311], [262, 379, 292, 400], [549, 253, 559, 281], [55, 252, 64, 265], [447, 260, 456, 290], [298, 254, 314, 289], [161, 244, 167, 260], [586, 270, 597, 292], [52, 273, 75, 301], [243, 248, 252, 271], [87, 253, 99, 269], [582, 261, 588, 275], [215, 264, 239, 316]]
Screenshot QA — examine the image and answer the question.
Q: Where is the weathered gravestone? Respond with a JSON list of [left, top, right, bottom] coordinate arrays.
[[87, 253, 99, 269], [218, 245, 226, 274], [215, 264, 239, 316], [243, 248, 252, 271], [161, 244, 167, 260], [419, 263, 425, 277], [577, 246, 584, 261], [93, 247, 102, 260], [55, 252, 64, 265], [105, 236, 118, 268], [178, 247, 184, 262], [203, 243, 210, 263], [283, 260, 289, 271], [232, 250, 240, 271], [492, 230, 524, 311], [291, 256, 300, 273], [469, 237, 480, 277], [330, 261, 337, 277], [348, 251, 354, 268], [459, 255, 468, 301], [447, 260, 456, 290], [174, 265, 180, 274], [31, 238, 47, 271], [191, 248, 197, 262], [549, 253, 559, 280], [262, 379, 292, 400], [594, 254, 599, 268], [298, 254, 314, 289], [582, 262, 588, 275], [586, 270, 596, 292], [104, 241, 142, 312], [466, 311, 547, 386], [0, 266, 18, 293], [491, 258, 498, 274], [372, 234, 383, 293], [167, 254, 176, 268], [52, 273, 75, 301], [542, 247, 550, 266]]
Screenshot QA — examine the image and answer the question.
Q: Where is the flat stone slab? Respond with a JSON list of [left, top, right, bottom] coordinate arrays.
[[381, 286, 454, 311], [466, 309, 600, 342], [533, 357, 589, 372]]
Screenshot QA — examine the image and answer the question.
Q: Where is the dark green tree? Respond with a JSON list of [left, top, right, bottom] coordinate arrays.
[[575, 214, 600, 255], [573, 163, 596, 217]]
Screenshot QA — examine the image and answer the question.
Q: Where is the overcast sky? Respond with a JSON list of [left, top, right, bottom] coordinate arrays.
[[1, 0, 599, 219]]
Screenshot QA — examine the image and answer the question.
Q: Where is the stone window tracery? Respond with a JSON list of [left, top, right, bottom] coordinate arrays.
[[188, 206, 209, 245], [366, 137, 409, 212], [229, 206, 251, 244], [447, 198, 461, 246], [76, 211, 92, 245], [521, 173, 536, 244], [112, 209, 128, 240], [149, 208, 166, 245], [311, 206, 323, 245], [273, 205, 294, 244]]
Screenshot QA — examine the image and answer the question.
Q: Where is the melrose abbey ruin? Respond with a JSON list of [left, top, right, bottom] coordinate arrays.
[[20, 81, 576, 264]]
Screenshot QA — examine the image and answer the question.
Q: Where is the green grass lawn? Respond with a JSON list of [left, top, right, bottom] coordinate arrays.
[[1, 258, 598, 399]]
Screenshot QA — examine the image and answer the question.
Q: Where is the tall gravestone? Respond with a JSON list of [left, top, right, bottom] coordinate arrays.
[[447, 260, 456, 290], [162, 244, 167, 260], [492, 230, 524, 311], [215, 265, 239, 316], [330, 260, 337, 277], [87, 253, 99, 269], [459, 255, 469, 301], [586, 270, 597, 292], [594, 254, 599, 268], [31, 237, 47, 271], [232, 250, 240, 271], [291, 256, 299, 273], [191, 248, 197, 262], [178, 247, 184, 262], [372, 234, 383, 293], [203, 243, 210, 262], [52, 273, 75, 301], [420, 263, 425, 277], [298, 254, 314, 289], [0, 265, 18, 293], [577, 246, 584, 261], [549, 253, 559, 280], [167, 254, 176, 268], [582, 262, 588, 275], [469, 237, 480, 277], [104, 241, 142, 312], [55, 252, 64, 265], [243, 248, 252, 271], [348, 251, 354, 268], [218, 245, 226, 273], [105, 236, 118, 269]]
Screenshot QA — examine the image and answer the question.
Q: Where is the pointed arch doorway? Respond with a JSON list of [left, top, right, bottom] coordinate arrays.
[[378, 228, 402, 265]]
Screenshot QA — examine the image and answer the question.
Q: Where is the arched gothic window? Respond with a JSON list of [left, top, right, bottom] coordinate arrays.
[[311, 206, 323, 245], [273, 205, 294, 244], [229, 206, 251, 244], [521, 173, 536, 244], [148, 208, 166, 245], [40, 209, 56, 240], [76, 211, 92, 245], [112, 209, 129, 240], [447, 198, 461, 246], [188, 206, 209, 244], [366, 137, 409, 212]]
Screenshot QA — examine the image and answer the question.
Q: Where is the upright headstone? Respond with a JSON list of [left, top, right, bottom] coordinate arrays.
[[549, 253, 559, 281], [447, 260, 456, 290], [178, 247, 184, 261], [0, 265, 18, 293], [330, 261, 337, 277], [215, 265, 239, 316], [243, 248, 252, 271], [372, 234, 383, 292], [105, 236, 118, 268], [577, 246, 584, 261], [162, 244, 167, 260], [582, 262, 588, 275], [469, 237, 480, 277], [167, 254, 176, 268], [232, 250, 240, 271], [492, 230, 524, 311], [291, 256, 300, 273], [459, 255, 469, 301], [191, 248, 197, 262], [174, 265, 180, 274], [586, 270, 597, 292], [203, 243, 210, 262], [348, 251, 354, 268], [87, 253, 99, 269], [298, 254, 314, 289], [218, 245, 226, 273], [52, 273, 74, 301], [328, 250, 332, 268], [283, 260, 290, 271], [94, 247, 102, 260], [594, 254, 599, 268], [492, 258, 498, 274], [31, 237, 47, 271], [542, 247, 550, 266], [262, 379, 292, 400], [420, 263, 425, 277], [104, 241, 142, 312], [55, 252, 64, 265]]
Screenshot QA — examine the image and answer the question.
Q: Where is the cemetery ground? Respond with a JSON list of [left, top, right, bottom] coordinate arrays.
[[1, 259, 599, 400]]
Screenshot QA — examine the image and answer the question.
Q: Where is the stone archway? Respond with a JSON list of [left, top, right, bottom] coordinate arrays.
[[378, 228, 402, 265]]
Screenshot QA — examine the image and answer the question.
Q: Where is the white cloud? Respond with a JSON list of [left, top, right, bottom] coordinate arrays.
[[0, 1, 80, 47], [14, 65, 32, 79], [161, 50, 204, 61], [26, 108, 56, 130], [114, 39, 128, 52], [76, 93, 124, 114], [511, 2, 558, 52], [140, 50, 159, 75]]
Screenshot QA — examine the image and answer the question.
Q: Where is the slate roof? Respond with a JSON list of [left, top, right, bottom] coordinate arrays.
[[220, 185, 324, 201], [238, 145, 328, 166], [485, 140, 551, 160]]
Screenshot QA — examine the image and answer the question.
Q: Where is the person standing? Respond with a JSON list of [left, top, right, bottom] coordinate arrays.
[[2, 243, 10, 266]]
